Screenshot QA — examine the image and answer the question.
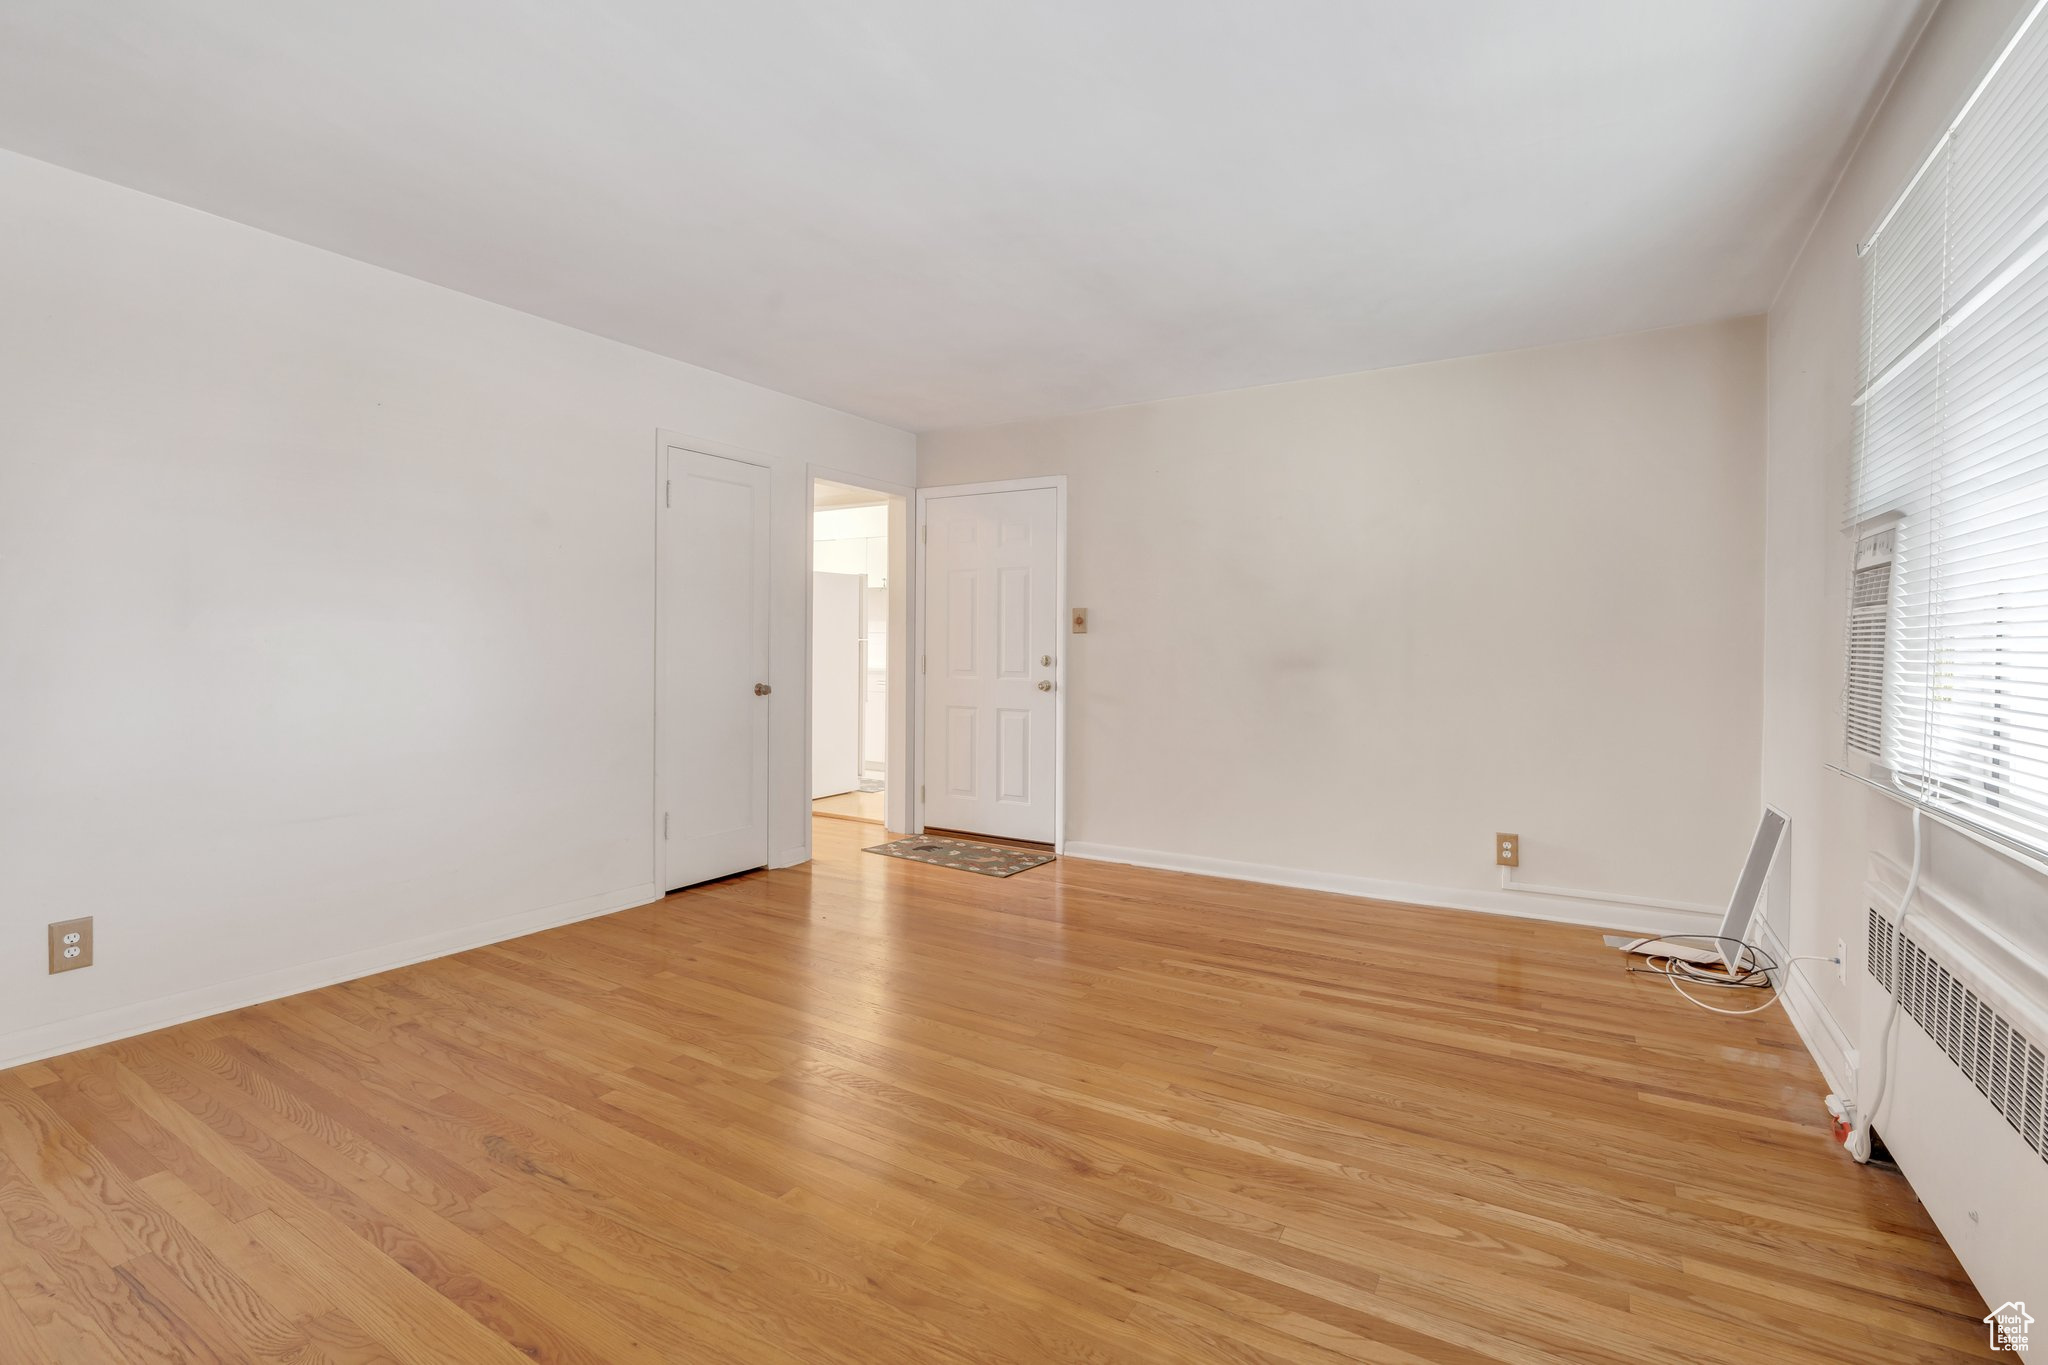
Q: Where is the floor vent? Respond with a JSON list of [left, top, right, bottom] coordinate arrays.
[[1866, 904, 2047, 1163]]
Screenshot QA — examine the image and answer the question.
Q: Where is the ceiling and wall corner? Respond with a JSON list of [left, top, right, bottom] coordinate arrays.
[[0, 0, 1928, 431], [1762, 0, 2045, 1025], [0, 0, 1963, 1070], [0, 148, 914, 1068], [919, 316, 1768, 915]]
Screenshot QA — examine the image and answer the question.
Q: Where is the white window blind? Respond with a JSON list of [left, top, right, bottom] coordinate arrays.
[[1847, 0, 2048, 858]]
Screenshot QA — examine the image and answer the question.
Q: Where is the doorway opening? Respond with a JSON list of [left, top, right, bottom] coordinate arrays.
[[810, 475, 909, 834]]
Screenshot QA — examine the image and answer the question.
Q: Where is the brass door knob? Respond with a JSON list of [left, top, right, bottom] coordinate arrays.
[[754, 683, 772, 696], [1037, 680, 1053, 692]]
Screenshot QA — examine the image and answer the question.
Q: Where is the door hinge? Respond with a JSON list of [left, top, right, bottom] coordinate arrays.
[[664, 479, 671, 508], [920, 524, 927, 544], [920, 655, 926, 674], [920, 785, 925, 803], [663, 812, 670, 839]]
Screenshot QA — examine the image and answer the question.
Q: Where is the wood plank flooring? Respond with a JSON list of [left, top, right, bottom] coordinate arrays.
[[812, 789, 885, 824], [0, 816, 1987, 1362]]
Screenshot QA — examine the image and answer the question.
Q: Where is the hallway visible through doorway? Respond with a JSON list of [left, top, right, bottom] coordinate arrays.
[[812, 476, 905, 832]]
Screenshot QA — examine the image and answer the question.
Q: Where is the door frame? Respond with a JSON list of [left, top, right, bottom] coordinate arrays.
[[806, 466, 915, 844], [654, 428, 774, 892], [912, 476, 1068, 852]]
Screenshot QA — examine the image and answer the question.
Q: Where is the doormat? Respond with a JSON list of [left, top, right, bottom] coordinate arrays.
[[864, 835, 1055, 878]]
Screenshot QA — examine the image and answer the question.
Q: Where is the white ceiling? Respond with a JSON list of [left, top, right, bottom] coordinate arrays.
[[0, 0, 1925, 431]]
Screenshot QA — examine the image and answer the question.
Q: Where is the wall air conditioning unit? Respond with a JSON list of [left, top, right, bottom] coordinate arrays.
[[1866, 901, 2048, 1162], [1844, 517, 1898, 762]]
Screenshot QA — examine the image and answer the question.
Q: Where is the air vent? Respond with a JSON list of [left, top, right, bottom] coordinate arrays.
[[1865, 904, 1894, 992], [1845, 525, 1896, 758], [1867, 904, 2048, 1162]]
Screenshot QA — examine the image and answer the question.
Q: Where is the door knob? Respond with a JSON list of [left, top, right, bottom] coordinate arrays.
[[754, 683, 772, 696], [1037, 680, 1052, 692], [1040, 655, 1052, 666]]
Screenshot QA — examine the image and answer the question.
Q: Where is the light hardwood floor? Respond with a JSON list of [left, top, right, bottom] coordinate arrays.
[[812, 787, 885, 824], [0, 816, 1986, 1362]]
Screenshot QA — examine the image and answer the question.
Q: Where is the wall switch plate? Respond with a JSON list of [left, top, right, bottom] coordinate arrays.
[[1495, 833, 1519, 867], [1071, 607, 1088, 634], [48, 916, 93, 973]]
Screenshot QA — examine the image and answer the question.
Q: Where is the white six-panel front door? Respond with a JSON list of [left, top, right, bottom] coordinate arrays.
[[921, 487, 1058, 843], [662, 446, 771, 890]]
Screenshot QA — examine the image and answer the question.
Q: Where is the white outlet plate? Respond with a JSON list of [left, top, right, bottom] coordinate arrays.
[[1834, 938, 1846, 984]]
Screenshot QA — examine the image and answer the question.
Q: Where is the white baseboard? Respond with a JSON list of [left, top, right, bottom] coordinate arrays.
[[1060, 841, 1723, 935], [1753, 916, 1859, 1096], [0, 880, 660, 1072]]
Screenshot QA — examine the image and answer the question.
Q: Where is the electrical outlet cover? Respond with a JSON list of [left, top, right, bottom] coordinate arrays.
[[47, 916, 93, 974]]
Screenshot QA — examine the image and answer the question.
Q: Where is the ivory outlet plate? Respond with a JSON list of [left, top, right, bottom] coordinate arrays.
[[48, 916, 93, 973], [1495, 833, 1520, 867]]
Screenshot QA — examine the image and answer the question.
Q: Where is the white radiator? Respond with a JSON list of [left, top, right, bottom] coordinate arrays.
[[1867, 903, 2048, 1159], [1856, 871, 2048, 1314]]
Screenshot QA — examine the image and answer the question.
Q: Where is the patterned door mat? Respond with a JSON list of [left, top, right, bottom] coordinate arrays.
[[864, 835, 1056, 877]]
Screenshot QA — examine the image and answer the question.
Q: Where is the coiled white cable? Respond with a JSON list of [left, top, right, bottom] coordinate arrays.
[[1628, 936, 1840, 1016]]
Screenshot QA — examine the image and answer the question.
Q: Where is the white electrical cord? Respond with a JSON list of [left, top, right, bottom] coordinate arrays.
[[1849, 806, 1924, 1163], [1665, 968, 1786, 1015], [1626, 937, 1840, 1016]]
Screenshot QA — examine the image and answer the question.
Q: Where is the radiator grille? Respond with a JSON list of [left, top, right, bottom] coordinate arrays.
[[1866, 904, 2048, 1163]]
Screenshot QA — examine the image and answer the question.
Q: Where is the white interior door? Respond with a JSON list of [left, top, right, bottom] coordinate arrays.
[[921, 486, 1058, 842], [810, 571, 863, 799], [662, 447, 770, 890]]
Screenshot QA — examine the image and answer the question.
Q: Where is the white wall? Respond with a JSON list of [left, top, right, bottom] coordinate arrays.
[[1759, 0, 2046, 1305], [919, 318, 1766, 921], [815, 504, 890, 552], [1763, 0, 2046, 1000], [0, 150, 914, 1067]]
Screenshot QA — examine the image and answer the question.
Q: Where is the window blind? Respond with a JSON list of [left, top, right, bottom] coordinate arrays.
[[1847, 0, 2048, 858]]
